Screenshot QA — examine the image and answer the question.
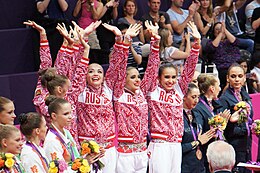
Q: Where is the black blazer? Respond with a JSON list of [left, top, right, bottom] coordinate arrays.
[[219, 87, 253, 152], [214, 171, 232, 173], [181, 110, 205, 173]]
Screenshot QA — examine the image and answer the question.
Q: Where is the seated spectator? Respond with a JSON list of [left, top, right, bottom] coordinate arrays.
[[73, 0, 103, 49], [205, 22, 241, 89], [250, 51, 260, 90], [215, 0, 254, 54], [118, 0, 145, 44], [245, 0, 260, 38], [252, 7, 260, 52], [141, 0, 172, 42], [206, 141, 235, 173], [166, 0, 200, 47], [159, 27, 190, 76], [194, 0, 216, 38]]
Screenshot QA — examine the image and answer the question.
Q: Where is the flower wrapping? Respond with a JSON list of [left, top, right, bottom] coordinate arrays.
[[208, 114, 227, 140], [48, 152, 68, 173], [234, 101, 251, 124], [251, 119, 260, 136]]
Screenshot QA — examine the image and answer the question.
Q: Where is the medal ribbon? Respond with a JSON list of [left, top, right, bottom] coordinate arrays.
[[49, 127, 75, 161]]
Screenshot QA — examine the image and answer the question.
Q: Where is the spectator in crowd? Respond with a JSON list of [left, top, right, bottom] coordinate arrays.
[[73, 0, 103, 49], [34, 0, 69, 63], [206, 141, 235, 173], [250, 51, 260, 89], [110, 23, 144, 77], [96, 0, 119, 50], [205, 22, 241, 89], [237, 56, 259, 93], [252, 7, 260, 52], [182, 83, 215, 173], [141, 0, 172, 42], [0, 96, 16, 125], [166, 0, 200, 47], [245, 0, 260, 38], [194, 0, 216, 38], [118, 0, 145, 44], [215, 0, 254, 54], [220, 63, 253, 173], [159, 27, 190, 76]]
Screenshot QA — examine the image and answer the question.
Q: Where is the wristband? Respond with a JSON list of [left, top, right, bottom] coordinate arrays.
[[207, 23, 212, 27]]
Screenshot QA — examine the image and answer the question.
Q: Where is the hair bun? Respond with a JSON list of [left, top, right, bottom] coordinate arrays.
[[18, 113, 28, 124], [45, 95, 57, 106]]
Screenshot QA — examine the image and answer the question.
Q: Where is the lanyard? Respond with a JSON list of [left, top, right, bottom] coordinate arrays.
[[184, 111, 199, 141], [49, 127, 75, 161], [199, 98, 214, 117], [26, 141, 49, 171]]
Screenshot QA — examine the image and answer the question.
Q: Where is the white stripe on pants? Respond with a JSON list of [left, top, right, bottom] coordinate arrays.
[[148, 142, 182, 173], [116, 150, 148, 173]]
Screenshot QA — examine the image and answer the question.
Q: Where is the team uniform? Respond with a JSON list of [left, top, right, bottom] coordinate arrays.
[[147, 44, 199, 173], [33, 38, 88, 143], [21, 142, 49, 173], [44, 124, 80, 172], [113, 38, 160, 173], [77, 41, 127, 173]]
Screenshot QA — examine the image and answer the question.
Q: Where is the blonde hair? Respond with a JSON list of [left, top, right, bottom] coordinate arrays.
[[198, 0, 214, 18], [0, 124, 19, 149], [159, 28, 171, 52], [198, 74, 218, 94]]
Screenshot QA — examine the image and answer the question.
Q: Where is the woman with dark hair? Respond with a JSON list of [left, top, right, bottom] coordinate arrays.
[[20, 112, 49, 173], [181, 83, 215, 173], [219, 63, 253, 173]]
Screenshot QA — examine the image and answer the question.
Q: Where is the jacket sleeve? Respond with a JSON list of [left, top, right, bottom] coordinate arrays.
[[181, 143, 193, 154], [39, 40, 52, 70], [178, 44, 199, 95], [107, 42, 129, 98], [140, 38, 160, 96]]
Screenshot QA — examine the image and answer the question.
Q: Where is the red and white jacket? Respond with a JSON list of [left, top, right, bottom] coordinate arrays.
[[147, 46, 199, 143], [76, 42, 125, 147], [33, 40, 88, 143], [113, 39, 160, 145]]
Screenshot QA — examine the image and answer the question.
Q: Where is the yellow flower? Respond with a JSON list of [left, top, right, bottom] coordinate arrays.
[[4, 153, 14, 159], [49, 161, 56, 169], [82, 159, 89, 167], [5, 158, 15, 168], [79, 165, 91, 173], [48, 167, 58, 173], [89, 141, 100, 153]]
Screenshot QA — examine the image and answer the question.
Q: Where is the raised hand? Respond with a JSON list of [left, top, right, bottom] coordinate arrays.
[[23, 20, 45, 34], [102, 23, 122, 36], [144, 20, 160, 40], [187, 21, 201, 40], [83, 20, 102, 37], [76, 28, 89, 49], [125, 23, 142, 38], [56, 23, 74, 45]]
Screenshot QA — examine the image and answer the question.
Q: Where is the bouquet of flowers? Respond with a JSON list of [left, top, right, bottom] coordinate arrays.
[[71, 158, 91, 173], [80, 140, 105, 172], [208, 114, 227, 140], [48, 152, 68, 173], [0, 153, 16, 172], [251, 119, 260, 136], [234, 101, 251, 124]]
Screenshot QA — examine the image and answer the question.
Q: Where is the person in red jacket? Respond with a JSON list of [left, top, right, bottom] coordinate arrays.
[[147, 21, 201, 173]]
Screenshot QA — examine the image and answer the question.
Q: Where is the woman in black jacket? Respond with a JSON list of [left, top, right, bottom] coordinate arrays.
[[219, 63, 253, 173], [181, 83, 215, 173]]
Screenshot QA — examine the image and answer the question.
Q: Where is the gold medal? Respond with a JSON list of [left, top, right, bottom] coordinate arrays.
[[196, 149, 202, 160]]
